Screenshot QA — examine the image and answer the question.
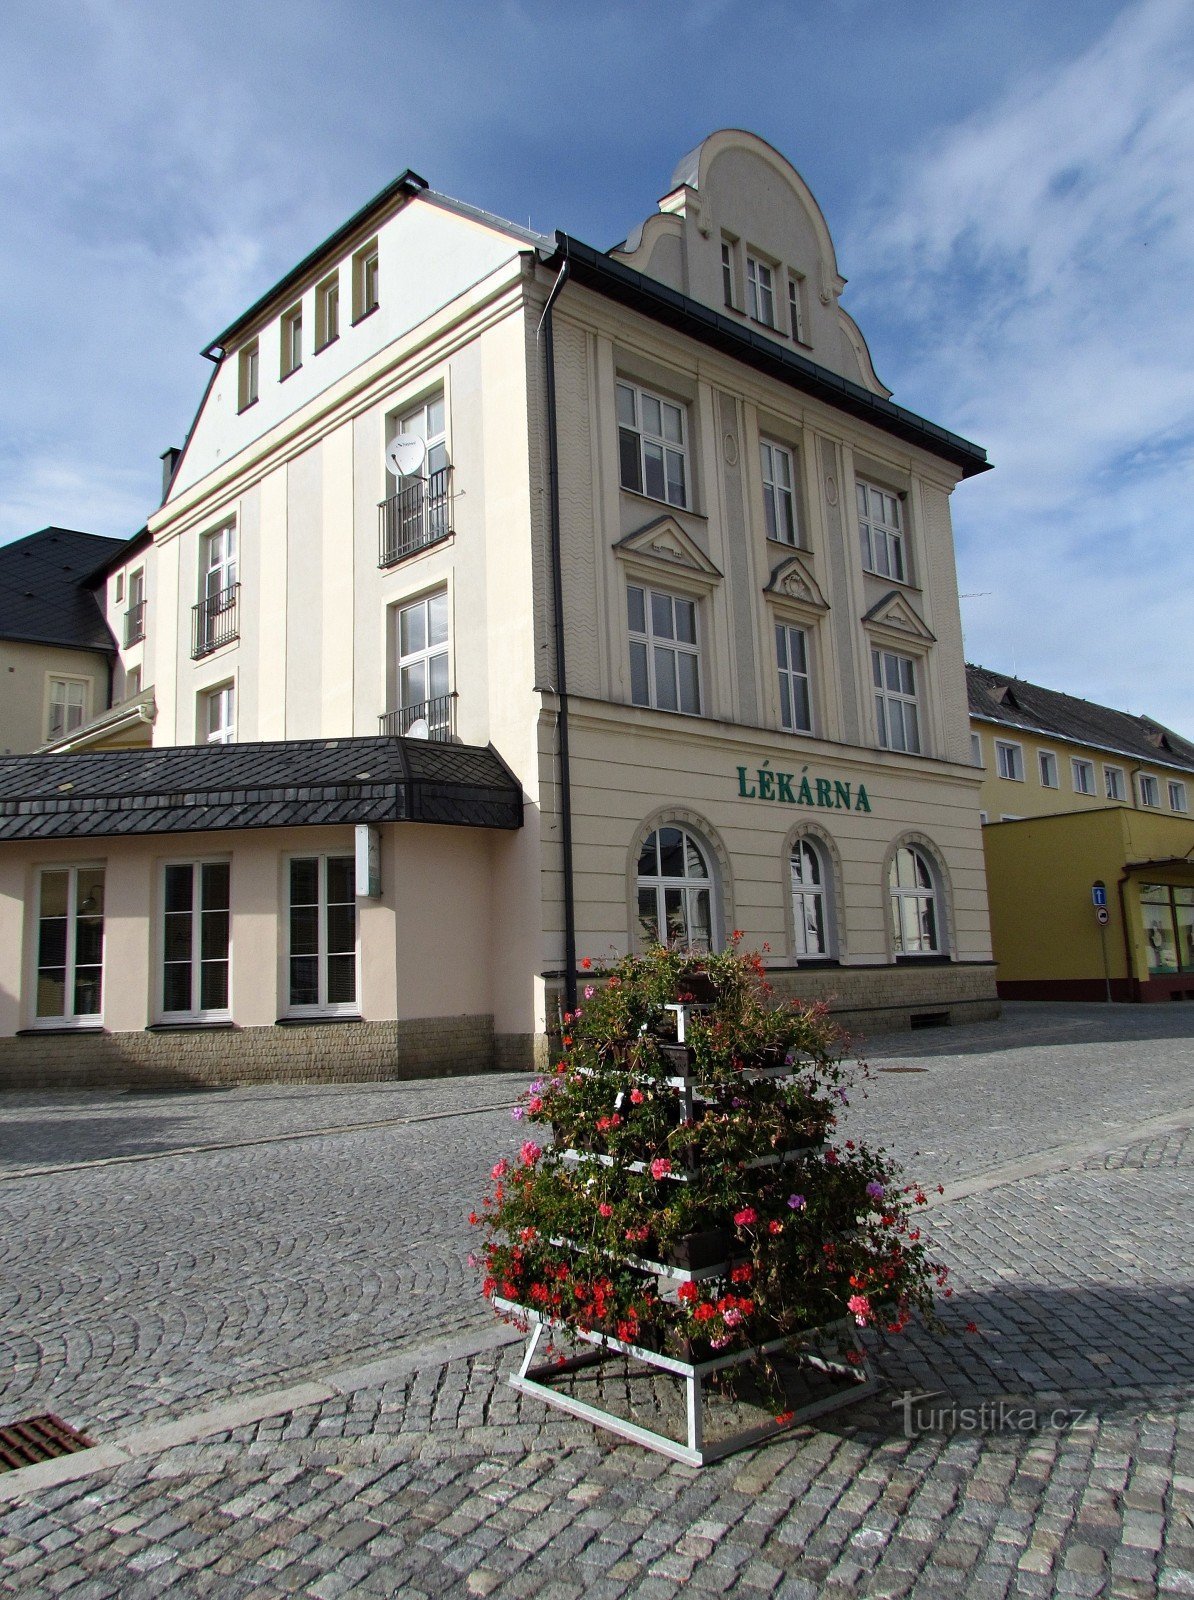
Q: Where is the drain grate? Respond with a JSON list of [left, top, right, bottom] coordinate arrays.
[[0, 1413, 95, 1472]]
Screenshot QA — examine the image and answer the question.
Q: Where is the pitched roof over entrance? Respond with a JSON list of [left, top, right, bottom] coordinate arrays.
[[0, 736, 523, 841]]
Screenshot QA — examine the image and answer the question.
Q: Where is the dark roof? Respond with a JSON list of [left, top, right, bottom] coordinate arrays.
[[0, 736, 523, 842], [0, 528, 125, 652], [202, 169, 429, 357], [84, 525, 152, 586], [543, 234, 990, 480], [968, 665, 1194, 775]]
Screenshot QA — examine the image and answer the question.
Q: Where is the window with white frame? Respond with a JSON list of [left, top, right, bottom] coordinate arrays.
[[198, 523, 238, 655], [1105, 765, 1126, 801], [872, 649, 920, 753], [202, 683, 235, 744], [995, 740, 1024, 781], [280, 304, 302, 378], [856, 481, 906, 581], [353, 239, 379, 321], [776, 622, 813, 733], [287, 855, 357, 1013], [237, 340, 259, 410], [745, 253, 775, 326], [889, 845, 941, 957], [1038, 750, 1059, 788], [47, 677, 88, 741], [1169, 779, 1188, 813], [971, 732, 984, 768], [791, 836, 833, 958], [759, 439, 798, 543], [616, 381, 688, 508], [315, 271, 340, 349], [628, 585, 701, 715], [125, 666, 142, 700], [393, 589, 451, 736], [388, 392, 450, 551], [34, 866, 105, 1024], [161, 861, 231, 1018], [720, 237, 736, 308], [1072, 757, 1096, 795], [1138, 773, 1160, 807], [636, 826, 715, 952], [787, 273, 806, 343]]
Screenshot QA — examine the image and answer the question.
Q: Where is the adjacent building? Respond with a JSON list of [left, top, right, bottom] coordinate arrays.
[[0, 131, 999, 1089], [970, 665, 1194, 1001]]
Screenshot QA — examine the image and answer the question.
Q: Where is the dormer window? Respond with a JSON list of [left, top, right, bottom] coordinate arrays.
[[720, 236, 738, 310], [787, 273, 806, 343], [746, 253, 775, 327]]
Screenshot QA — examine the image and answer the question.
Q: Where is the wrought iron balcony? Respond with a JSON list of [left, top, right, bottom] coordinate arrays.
[[124, 600, 146, 646], [191, 583, 240, 659], [378, 693, 457, 742], [378, 467, 451, 568]]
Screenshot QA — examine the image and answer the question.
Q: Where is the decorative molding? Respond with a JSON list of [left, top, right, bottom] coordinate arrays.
[[861, 590, 936, 644], [763, 553, 829, 612], [613, 516, 723, 583]]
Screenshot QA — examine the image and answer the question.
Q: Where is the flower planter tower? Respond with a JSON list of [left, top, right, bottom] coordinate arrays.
[[476, 945, 942, 1466]]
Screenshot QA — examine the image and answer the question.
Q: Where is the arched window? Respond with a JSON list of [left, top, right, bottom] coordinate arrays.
[[888, 845, 940, 956], [791, 837, 831, 958], [636, 826, 715, 951]]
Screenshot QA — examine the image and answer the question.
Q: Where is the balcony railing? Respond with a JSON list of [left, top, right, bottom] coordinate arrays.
[[192, 583, 240, 659], [124, 600, 146, 646], [379, 693, 457, 742], [378, 467, 451, 567]]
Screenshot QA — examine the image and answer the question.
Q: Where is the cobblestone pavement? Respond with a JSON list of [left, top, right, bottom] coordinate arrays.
[[0, 1002, 1191, 1598]]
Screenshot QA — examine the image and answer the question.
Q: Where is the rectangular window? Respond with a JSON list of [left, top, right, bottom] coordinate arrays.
[[353, 240, 379, 321], [1169, 780, 1188, 813], [287, 855, 357, 1013], [1038, 750, 1058, 787], [1072, 757, 1096, 795], [394, 589, 451, 736], [720, 238, 736, 308], [125, 666, 142, 699], [627, 585, 701, 715], [161, 861, 231, 1019], [115, 573, 124, 603], [280, 305, 302, 378], [124, 567, 146, 646], [203, 683, 235, 744], [195, 525, 238, 656], [616, 381, 688, 508], [759, 439, 798, 543], [1138, 773, 1160, 807], [857, 481, 906, 581], [971, 732, 983, 768], [995, 740, 1024, 782], [35, 866, 104, 1024], [872, 649, 920, 754], [238, 340, 259, 410], [1140, 882, 1194, 975], [776, 623, 812, 733], [746, 254, 775, 326], [787, 273, 806, 343], [315, 271, 340, 349], [1104, 765, 1126, 801], [47, 677, 88, 741]]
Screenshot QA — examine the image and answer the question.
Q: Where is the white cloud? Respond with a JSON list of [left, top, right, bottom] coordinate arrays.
[[844, 0, 1194, 733]]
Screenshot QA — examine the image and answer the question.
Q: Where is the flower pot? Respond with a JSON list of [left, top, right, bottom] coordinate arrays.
[[675, 972, 718, 1005], [660, 1227, 736, 1272]]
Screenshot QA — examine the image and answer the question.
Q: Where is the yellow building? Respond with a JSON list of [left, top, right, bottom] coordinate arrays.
[[969, 665, 1194, 1001]]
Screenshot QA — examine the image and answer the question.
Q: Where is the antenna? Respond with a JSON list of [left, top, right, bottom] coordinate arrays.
[[386, 433, 428, 480]]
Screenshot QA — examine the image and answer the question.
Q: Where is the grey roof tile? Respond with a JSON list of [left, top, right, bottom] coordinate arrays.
[[0, 527, 126, 651]]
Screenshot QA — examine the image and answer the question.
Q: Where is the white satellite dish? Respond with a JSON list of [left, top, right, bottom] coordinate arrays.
[[405, 716, 430, 740], [386, 433, 428, 480]]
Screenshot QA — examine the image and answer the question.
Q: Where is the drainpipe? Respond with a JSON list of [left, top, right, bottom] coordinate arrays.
[[537, 253, 577, 1013], [1116, 871, 1138, 1003]]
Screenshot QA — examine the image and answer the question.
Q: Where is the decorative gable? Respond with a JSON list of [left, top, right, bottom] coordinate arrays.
[[763, 554, 829, 613], [861, 590, 936, 645], [613, 516, 722, 586]]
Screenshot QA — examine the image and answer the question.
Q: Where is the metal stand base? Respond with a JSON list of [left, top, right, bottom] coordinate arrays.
[[497, 1302, 874, 1467]]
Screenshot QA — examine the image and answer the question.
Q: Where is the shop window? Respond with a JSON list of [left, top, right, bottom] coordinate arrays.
[[889, 845, 941, 958], [760, 439, 798, 544], [286, 855, 357, 1014], [161, 861, 231, 1019], [617, 381, 688, 508], [47, 677, 88, 741], [34, 866, 105, 1025], [995, 740, 1023, 782], [636, 826, 715, 952], [872, 649, 920, 754], [776, 622, 813, 733], [1138, 774, 1160, 808], [1168, 780, 1188, 813], [627, 585, 701, 715], [1038, 750, 1058, 788], [1104, 766, 1126, 801], [1140, 883, 1194, 976], [791, 837, 833, 959], [1072, 758, 1096, 795], [856, 481, 905, 582]]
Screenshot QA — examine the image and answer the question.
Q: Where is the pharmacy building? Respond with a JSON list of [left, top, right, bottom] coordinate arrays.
[[0, 129, 997, 1088]]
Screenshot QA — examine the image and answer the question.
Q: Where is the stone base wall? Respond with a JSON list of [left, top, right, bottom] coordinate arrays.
[[766, 961, 1000, 1036], [0, 1015, 504, 1092]]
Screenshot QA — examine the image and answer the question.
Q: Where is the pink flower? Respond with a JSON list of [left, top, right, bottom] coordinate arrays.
[[491, 1159, 509, 1181], [733, 1207, 758, 1227], [847, 1293, 872, 1326], [519, 1141, 542, 1167], [630, 1088, 644, 1105], [650, 1157, 672, 1180], [510, 1107, 525, 1122], [584, 985, 595, 999], [598, 1202, 613, 1218]]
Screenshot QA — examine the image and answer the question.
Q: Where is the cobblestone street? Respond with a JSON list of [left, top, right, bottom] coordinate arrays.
[[1, 1003, 1192, 1598]]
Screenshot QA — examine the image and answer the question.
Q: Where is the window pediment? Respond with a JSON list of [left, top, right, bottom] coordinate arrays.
[[613, 515, 722, 588], [763, 554, 828, 613], [861, 590, 935, 645]]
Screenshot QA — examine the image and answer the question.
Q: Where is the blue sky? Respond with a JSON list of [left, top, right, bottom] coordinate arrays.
[[2, 0, 1192, 731]]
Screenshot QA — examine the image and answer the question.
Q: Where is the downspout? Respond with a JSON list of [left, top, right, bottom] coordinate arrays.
[[537, 252, 577, 1014], [1116, 871, 1138, 1003]]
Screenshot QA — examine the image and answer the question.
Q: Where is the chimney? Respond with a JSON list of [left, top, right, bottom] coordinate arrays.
[[160, 447, 181, 499]]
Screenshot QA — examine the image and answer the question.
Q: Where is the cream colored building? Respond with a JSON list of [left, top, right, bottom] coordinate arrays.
[[0, 132, 998, 1088]]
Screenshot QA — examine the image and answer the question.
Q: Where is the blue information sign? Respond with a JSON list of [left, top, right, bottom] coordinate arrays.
[[1091, 883, 1107, 908]]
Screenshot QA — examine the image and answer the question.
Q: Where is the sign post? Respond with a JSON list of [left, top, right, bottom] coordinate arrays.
[[1092, 881, 1112, 1003]]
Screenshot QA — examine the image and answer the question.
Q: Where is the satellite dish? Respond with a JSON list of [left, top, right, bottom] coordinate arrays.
[[405, 717, 430, 740], [386, 433, 427, 479]]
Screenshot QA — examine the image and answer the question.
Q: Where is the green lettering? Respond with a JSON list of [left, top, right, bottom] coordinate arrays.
[[757, 765, 775, 801], [855, 784, 871, 813], [834, 780, 852, 810], [777, 771, 795, 804], [797, 776, 814, 806], [737, 765, 757, 799], [815, 778, 833, 808]]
